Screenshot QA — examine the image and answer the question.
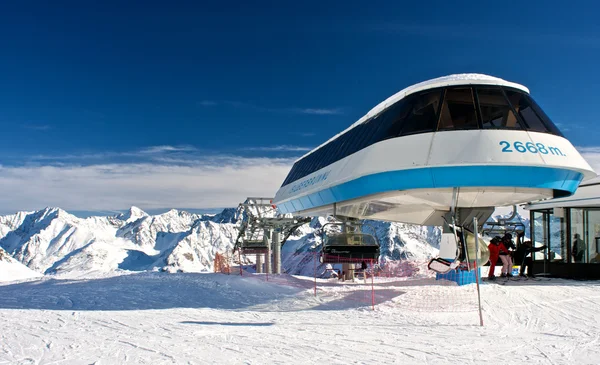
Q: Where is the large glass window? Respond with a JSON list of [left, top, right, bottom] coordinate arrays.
[[532, 210, 568, 263], [281, 85, 564, 187], [366, 98, 410, 144], [532, 211, 548, 261], [528, 96, 563, 136], [476, 87, 522, 129], [586, 210, 600, 263], [399, 89, 442, 136], [549, 213, 567, 262], [504, 90, 562, 136], [437, 88, 478, 130], [570, 208, 585, 263]]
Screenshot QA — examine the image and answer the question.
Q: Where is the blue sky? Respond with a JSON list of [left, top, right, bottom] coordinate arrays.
[[1, 1, 599, 215]]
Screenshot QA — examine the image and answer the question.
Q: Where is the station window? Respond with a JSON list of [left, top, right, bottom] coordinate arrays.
[[437, 88, 479, 130], [527, 96, 563, 136], [366, 98, 409, 145], [352, 118, 377, 154], [281, 84, 566, 186], [503, 89, 563, 136], [476, 87, 523, 129], [399, 89, 442, 136]]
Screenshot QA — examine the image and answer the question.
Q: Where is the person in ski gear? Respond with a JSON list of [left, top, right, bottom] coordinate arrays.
[[572, 233, 585, 263], [514, 240, 546, 277], [487, 236, 508, 280], [499, 234, 514, 277], [502, 233, 516, 251], [361, 261, 368, 271]]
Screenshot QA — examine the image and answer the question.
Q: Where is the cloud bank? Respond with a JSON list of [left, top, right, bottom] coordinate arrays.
[[2, 144, 598, 215], [0, 156, 293, 214]]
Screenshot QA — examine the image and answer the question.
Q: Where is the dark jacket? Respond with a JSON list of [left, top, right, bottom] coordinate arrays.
[[502, 237, 516, 251], [515, 243, 546, 263]]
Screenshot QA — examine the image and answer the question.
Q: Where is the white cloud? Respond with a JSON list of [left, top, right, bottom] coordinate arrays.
[[578, 147, 600, 174], [295, 108, 343, 115], [0, 157, 294, 213], [27, 145, 199, 162], [244, 145, 312, 152], [138, 145, 197, 154]]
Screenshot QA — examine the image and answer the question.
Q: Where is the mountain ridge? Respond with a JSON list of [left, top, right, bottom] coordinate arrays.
[[0, 206, 454, 278]]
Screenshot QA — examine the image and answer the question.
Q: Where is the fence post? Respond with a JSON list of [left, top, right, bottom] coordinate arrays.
[[238, 249, 243, 277], [473, 216, 484, 327], [371, 259, 375, 311], [313, 252, 317, 297]]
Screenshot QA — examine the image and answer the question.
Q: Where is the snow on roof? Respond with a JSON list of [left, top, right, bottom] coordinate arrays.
[[297, 73, 529, 162]]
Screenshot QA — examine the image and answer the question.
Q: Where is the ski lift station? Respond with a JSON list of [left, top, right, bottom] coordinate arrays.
[[273, 73, 596, 281], [524, 177, 600, 278]]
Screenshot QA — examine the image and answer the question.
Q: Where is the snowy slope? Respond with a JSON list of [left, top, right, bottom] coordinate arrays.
[[0, 247, 42, 282], [0, 271, 599, 364]]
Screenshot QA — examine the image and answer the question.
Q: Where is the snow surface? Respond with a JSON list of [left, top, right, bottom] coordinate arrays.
[[1, 271, 599, 364], [0, 248, 41, 282], [0, 206, 597, 363]]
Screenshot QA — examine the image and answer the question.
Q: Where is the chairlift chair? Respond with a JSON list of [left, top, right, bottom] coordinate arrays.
[[319, 222, 380, 264], [481, 221, 525, 239], [428, 224, 490, 274]]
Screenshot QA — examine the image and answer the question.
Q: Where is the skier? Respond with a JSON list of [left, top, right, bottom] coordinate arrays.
[[499, 234, 515, 277], [515, 240, 547, 277], [502, 233, 516, 250], [487, 236, 508, 280]]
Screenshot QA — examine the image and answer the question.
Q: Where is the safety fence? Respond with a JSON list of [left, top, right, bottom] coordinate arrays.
[[213, 252, 232, 274], [229, 251, 482, 316]]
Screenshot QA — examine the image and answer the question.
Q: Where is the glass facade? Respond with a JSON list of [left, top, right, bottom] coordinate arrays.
[[531, 208, 600, 265], [282, 85, 562, 187], [570, 208, 600, 263], [549, 214, 567, 262], [586, 210, 600, 263]]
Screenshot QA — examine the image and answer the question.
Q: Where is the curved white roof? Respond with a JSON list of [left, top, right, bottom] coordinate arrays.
[[298, 73, 530, 161]]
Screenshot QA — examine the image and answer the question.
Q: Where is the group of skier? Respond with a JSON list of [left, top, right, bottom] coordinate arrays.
[[487, 232, 547, 280]]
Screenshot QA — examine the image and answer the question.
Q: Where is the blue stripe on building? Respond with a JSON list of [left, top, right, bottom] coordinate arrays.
[[276, 165, 583, 214]]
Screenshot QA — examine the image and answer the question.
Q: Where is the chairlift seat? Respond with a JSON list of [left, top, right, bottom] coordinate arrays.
[[321, 232, 380, 263], [428, 258, 456, 274], [240, 240, 269, 254]]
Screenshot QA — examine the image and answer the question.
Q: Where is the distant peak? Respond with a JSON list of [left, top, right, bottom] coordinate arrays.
[[117, 206, 149, 222], [39, 207, 71, 219], [129, 206, 147, 215]]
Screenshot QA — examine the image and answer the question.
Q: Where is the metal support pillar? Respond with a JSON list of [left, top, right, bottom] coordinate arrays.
[[273, 231, 281, 274], [264, 229, 272, 274], [473, 216, 484, 326], [256, 254, 263, 273]]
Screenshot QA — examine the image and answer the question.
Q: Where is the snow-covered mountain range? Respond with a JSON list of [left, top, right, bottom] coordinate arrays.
[[0, 246, 42, 282], [0, 206, 445, 278]]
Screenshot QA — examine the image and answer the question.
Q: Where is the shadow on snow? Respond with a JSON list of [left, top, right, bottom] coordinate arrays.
[[0, 272, 303, 311]]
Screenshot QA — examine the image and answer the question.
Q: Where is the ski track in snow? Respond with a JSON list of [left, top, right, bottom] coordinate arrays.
[[1, 272, 600, 365]]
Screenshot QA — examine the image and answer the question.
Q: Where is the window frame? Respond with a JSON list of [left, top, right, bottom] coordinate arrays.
[[476, 86, 524, 130]]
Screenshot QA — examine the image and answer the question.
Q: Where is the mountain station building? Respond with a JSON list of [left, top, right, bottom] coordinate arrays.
[[525, 177, 600, 279]]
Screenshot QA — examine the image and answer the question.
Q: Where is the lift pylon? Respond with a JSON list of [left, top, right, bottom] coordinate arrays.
[[234, 197, 310, 274]]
